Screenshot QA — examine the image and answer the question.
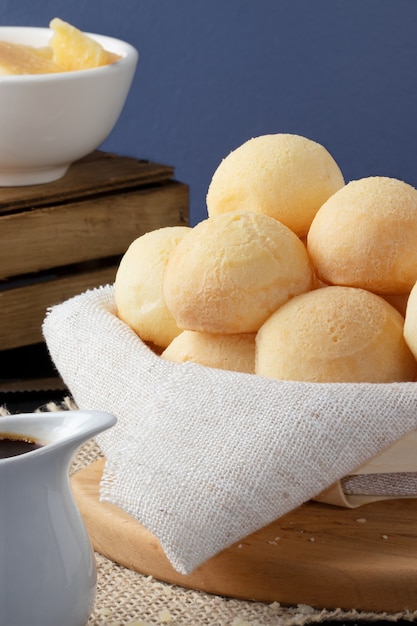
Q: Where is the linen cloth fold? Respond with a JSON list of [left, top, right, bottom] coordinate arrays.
[[42, 285, 417, 575]]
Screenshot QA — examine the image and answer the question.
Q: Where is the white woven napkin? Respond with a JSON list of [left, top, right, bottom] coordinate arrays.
[[42, 285, 417, 575]]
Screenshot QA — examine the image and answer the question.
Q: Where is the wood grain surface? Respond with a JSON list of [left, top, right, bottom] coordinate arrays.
[[0, 151, 175, 215], [0, 150, 189, 349], [71, 459, 417, 612], [0, 264, 118, 349]]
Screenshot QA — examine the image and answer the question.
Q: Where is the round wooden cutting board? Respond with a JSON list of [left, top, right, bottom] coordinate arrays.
[[71, 459, 417, 613]]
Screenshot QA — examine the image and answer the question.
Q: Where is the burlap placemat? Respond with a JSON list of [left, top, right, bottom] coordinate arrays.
[[49, 398, 414, 626], [2, 399, 415, 625]]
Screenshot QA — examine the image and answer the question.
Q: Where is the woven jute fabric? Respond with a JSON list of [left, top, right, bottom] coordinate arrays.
[[42, 285, 417, 575], [2, 400, 416, 625], [67, 428, 416, 626]]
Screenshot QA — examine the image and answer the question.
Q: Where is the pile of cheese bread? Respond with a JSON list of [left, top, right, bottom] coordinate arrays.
[[114, 133, 417, 384]]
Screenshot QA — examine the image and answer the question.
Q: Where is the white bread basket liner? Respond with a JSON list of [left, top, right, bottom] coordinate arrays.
[[43, 284, 417, 575]]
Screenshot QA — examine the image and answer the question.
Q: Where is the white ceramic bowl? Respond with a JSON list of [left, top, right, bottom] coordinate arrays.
[[0, 26, 138, 186]]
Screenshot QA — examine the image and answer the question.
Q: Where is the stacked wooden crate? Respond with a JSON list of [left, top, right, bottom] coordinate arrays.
[[0, 150, 189, 351]]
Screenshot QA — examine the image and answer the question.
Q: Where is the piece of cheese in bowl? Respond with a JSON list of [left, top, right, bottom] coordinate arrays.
[[0, 41, 59, 75], [0, 17, 120, 75], [49, 17, 121, 70]]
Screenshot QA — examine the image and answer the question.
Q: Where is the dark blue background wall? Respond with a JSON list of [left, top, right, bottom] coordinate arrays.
[[1, 0, 416, 226]]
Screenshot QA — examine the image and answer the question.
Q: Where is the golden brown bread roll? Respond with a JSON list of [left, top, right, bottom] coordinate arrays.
[[161, 330, 256, 374], [163, 211, 314, 334], [256, 285, 417, 383], [206, 133, 345, 237], [114, 226, 191, 348], [307, 176, 417, 295]]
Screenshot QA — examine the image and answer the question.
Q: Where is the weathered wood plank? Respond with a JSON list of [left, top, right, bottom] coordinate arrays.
[[0, 265, 118, 350], [0, 181, 188, 279], [0, 150, 175, 215]]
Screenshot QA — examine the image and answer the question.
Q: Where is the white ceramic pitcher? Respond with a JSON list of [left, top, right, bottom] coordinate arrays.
[[0, 409, 116, 626]]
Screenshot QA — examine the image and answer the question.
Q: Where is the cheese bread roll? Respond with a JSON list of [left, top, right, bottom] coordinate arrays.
[[161, 330, 256, 374], [256, 285, 417, 383], [163, 211, 314, 334], [115, 226, 191, 348], [206, 133, 344, 237], [307, 176, 417, 295]]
